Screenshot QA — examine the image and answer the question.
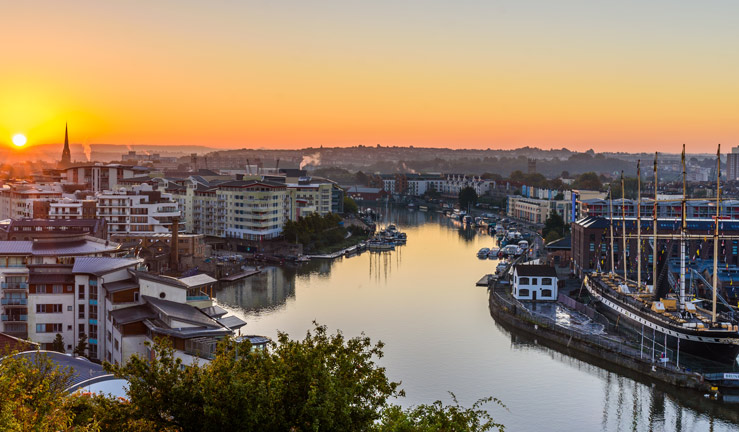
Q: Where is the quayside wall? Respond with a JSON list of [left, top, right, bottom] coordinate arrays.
[[488, 286, 711, 392]]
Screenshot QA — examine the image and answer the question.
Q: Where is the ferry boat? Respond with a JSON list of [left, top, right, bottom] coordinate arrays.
[[584, 147, 739, 364]]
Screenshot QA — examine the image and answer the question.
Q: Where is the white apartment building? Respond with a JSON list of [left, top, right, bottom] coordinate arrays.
[[507, 195, 572, 225], [286, 179, 333, 221], [173, 176, 336, 240], [63, 164, 151, 193], [0, 184, 63, 220], [0, 236, 122, 345], [441, 174, 493, 197], [97, 184, 181, 236]]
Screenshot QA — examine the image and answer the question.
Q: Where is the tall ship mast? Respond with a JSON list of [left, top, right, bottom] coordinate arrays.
[[584, 145, 739, 364]]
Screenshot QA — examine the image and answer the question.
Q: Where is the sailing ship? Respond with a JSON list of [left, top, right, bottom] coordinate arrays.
[[583, 145, 739, 364]]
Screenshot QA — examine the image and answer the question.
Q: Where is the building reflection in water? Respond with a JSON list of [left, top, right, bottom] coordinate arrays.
[[216, 266, 296, 313]]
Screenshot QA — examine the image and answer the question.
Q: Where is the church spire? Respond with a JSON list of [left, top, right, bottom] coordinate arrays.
[[60, 122, 72, 167]]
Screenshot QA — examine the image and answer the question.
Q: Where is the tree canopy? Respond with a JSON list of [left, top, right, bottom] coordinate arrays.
[[0, 326, 505, 432], [572, 172, 602, 191], [458, 187, 478, 211], [542, 209, 568, 243]]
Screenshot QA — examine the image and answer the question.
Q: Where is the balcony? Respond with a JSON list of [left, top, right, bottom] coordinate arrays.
[[1, 314, 28, 322], [1, 282, 28, 290], [1, 298, 27, 306]]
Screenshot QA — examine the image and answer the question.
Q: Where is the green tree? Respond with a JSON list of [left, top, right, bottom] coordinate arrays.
[[572, 172, 602, 190], [543, 209, 568, 241], [51, 333, 65, 353], [73, 333, 88, 358], [458, 187, 478, 211], [343, 196, 359, 214], [105, 325, 403, 431], [0, 351, 74, 431], [376, 394, 505, 432]]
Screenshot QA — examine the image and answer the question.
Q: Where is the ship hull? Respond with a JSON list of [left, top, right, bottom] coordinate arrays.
[[585, 276, 739, 364]]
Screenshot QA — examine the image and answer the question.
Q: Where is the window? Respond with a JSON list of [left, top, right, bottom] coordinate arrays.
[[36, 323, 62, 333], [541, 278, 553, 286], [518, 277, 529, 285], [114, 339, 119, 351], [530, 278, 537, 285], [89, 305, 98, 320], [52, 285, 63, 294], [541, 289, 553, 298], [78, 304, 85, 319], [518, 289, 530, 297], [79, 324, 85, 338], [36, 304, 62, 313], [78, 285, 85, 300]]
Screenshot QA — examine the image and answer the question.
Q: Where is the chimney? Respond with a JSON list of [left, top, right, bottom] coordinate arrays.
[[170, 217, 179, 272]]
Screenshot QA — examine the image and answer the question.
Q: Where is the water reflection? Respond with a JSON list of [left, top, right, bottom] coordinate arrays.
[[215, 209, 739, 431], [497, 314, 739, 430], [216, 266, 296, 314]]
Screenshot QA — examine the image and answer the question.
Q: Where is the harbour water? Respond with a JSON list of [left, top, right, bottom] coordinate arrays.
[[216, 209, 739, 431]]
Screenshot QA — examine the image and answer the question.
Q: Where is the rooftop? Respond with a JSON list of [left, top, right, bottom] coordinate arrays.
[[72, 257, 142, 276], [514, 264, 558, 277]]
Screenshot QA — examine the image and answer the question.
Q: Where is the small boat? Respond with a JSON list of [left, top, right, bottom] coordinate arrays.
[[419, 205, 428, 212], [477, 248, 490, 258], [487, 248, 500, 258]]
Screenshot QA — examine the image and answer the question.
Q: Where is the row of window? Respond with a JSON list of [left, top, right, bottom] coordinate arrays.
[[517, 288, 554, 297], [36, 304, 63, 313], [518, 277, 554, 286]]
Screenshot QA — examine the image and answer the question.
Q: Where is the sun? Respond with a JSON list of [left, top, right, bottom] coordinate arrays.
[[12, 134, 27, 147]]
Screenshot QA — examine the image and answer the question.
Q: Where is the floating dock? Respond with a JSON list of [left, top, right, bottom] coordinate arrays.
[[221, 269, 261, 282]]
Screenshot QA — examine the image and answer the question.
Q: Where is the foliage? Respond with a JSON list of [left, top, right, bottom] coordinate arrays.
[[542, 210, 568, 242], [0, 327, 506, 432], [51, 333, 65, 353], [572, 172, 602, 191], [458, 187, 478, 211], [103, 325, 403, 431], [344, 196, 359, 214], [607, 176, 639, 199], [282, 213, 346, 252], [0, 351, 75, 432], [74, 333, 88, 357], [375, 394, 506, 432]]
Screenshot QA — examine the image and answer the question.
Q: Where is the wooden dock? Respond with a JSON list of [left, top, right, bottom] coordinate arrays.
[[220, 269, 261, 282]]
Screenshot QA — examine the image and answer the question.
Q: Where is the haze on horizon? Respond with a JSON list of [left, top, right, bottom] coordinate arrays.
[[2, 1, 739, 153]]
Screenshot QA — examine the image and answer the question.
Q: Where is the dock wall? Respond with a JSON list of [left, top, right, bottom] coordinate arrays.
[[489, 287, 710, 391]]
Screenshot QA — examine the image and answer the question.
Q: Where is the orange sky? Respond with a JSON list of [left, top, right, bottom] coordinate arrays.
[[2, 1, 739, 152]]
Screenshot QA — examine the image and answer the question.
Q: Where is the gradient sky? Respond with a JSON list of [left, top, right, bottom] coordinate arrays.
[[2, 0, 739, 152]]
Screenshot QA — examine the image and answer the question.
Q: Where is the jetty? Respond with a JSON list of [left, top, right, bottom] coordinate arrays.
[[220, 268, 262, 282]]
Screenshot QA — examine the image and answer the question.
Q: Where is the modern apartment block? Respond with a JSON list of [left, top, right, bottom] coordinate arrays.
[[5, 246, 244, 364], [173, 178, 290, 240], [0, 236, 122, 342], [62, 164, 151, 193], [286, 179, 333, 221], [0, 184, 63, 220], [97, 184, 181, 236]]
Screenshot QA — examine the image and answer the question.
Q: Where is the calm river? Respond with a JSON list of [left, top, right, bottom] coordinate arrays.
[[216, 209, 739, 431]]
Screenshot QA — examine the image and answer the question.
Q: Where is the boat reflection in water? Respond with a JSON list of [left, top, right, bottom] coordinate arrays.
[[494, 315, 739, 430]]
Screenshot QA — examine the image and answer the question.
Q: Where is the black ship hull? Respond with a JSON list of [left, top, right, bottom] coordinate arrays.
[[585, 276, 739, 364]]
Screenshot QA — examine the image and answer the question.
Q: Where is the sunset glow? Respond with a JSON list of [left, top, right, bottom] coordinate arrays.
[[3, 1, 739, 152]]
